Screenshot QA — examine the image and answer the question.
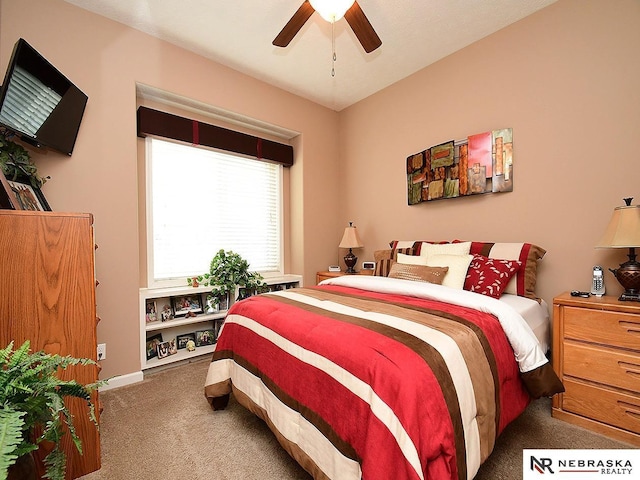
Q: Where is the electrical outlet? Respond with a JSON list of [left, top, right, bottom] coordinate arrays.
[[97, 343, 106, 361]]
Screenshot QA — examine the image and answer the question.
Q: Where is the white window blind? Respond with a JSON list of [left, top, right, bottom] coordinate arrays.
[[0, 66, 61, 136], [147, 137, 282, 286]]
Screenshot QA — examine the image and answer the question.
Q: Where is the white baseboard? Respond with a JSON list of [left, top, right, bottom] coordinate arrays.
[[99, 370, 144, 391]]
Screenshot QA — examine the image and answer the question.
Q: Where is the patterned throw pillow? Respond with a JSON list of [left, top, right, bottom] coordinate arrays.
[[373, 248, 413, 276], [466, 241, 545, 301], [464, 254, 522, 299], [388, 263, 449, 284]]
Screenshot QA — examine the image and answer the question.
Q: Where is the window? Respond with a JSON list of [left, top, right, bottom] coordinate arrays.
[[146, 137, 282, 287]]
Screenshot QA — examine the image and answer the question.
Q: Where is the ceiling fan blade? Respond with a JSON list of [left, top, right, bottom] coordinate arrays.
[[344, 1, 382, 53], [273, 1, 315, 47]]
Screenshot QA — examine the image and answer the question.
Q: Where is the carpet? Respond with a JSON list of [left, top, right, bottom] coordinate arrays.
[[79, 357, 631, 480]]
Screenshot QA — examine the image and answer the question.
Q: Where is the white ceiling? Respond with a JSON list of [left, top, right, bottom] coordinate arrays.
[[63, 0, 557, 111]]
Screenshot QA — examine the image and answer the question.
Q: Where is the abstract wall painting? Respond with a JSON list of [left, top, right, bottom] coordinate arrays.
[[407, 128, 513, 205]]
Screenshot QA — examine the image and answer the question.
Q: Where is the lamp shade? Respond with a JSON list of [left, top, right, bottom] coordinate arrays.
[[339, 223, 364, 249], [309, 0, 355, 22], [595, 200, 640, 302], [595, 205, 640, 248]]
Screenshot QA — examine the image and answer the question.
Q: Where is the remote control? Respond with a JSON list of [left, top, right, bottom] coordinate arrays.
[[570, 290, 591, 298]]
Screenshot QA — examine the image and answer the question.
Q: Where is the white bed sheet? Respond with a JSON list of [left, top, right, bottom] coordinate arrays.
[[499, 294, 550, 354]]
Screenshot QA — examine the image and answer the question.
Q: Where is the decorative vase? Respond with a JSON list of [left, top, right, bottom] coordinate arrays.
[[8, 453, 37, 480]]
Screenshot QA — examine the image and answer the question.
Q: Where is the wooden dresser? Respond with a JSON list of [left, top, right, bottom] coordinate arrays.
[[0, 210, 101, 478], [552, 291, 640, 446]]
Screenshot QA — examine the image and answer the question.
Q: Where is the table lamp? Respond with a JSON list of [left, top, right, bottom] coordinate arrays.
[[338, 222, 364, 274], [595, 197, 640, 301]]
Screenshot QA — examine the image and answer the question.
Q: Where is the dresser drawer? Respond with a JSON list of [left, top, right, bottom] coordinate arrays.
[[563, 306, 640, 352], [564, 341, 640, 394], [562, 378, 640, 435]]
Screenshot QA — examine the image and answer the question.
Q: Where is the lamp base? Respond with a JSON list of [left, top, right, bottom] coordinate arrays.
[[610, 247, 640, 302], [619, 292, 640, 302], [343, 249, 358, 274]]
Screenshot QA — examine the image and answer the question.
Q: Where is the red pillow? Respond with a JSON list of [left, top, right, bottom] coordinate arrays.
[[454, 240, 546, 301], [464, 254, 522, 299]]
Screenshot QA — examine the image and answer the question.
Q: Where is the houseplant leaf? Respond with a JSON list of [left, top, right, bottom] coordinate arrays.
[[0, 408, 27, 480], [0, 341, 102, 480]]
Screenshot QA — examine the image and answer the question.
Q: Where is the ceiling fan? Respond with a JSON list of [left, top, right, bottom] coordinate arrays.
[[273, 0, 382, 54]]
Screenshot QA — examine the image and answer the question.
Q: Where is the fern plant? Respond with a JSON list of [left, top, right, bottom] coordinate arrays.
[[0, 341, 102, 480], [0, 129, 49, 189]]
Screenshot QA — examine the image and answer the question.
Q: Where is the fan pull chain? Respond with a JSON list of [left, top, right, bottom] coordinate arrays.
[[331, 20, 336, 77]]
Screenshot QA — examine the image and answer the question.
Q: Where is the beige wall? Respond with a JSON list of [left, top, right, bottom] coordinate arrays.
[[339, 0, 640, 308], [0, 0, 341, 380], [1, 0, 639, 381]]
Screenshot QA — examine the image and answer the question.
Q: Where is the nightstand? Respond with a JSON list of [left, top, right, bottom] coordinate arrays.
[[316, 270, 373, 285], [552, 292, 640, 446]]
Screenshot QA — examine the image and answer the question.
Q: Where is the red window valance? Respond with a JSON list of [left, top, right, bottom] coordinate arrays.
[[136, 106, 293, 167]]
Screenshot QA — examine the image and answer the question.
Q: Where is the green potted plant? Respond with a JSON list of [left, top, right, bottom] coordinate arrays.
[[0, 340, 102, 480], [188, 249, 266, 308], [0, 129, 49, 189], [186, 273, 211, 288]]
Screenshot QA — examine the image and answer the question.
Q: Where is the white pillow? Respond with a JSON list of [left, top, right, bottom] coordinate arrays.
[[396, 253, 429, 265], [426, 254, 473, 289], [418, 241, 471, 259]]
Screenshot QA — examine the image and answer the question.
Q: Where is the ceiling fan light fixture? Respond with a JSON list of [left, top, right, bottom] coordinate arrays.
[[309, 0, 355, 22], [273, 0, 381, 54]]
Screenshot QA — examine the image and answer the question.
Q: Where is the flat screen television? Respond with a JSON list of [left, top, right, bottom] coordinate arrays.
[[0, 38, 88, 156]]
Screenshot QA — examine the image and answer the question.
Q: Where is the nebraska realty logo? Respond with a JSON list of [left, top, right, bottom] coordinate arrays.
[[523, 450, 639, 479]]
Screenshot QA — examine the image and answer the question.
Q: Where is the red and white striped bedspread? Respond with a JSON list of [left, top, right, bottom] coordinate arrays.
[[204, 276, 563, 480]]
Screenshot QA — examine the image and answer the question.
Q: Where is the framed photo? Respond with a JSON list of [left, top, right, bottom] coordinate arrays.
[[6, 176, 51, 211], [195, 329, 215, 347], [172, 294, 203, 317], [145, 333, 163, 360], [145, 299, 157, 323], [213, 318, 225, 342], [159, 303, 174, 322], [168, 338, 178, 355], [0, 169, 20, 209], [156, 341, 171, 359], [217, 294, 229, 311], [176, 332, 196, 350], [204, 296, 218, 314]]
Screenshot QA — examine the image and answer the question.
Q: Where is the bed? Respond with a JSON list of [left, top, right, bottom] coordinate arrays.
[[204, 241, 564, 480]]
